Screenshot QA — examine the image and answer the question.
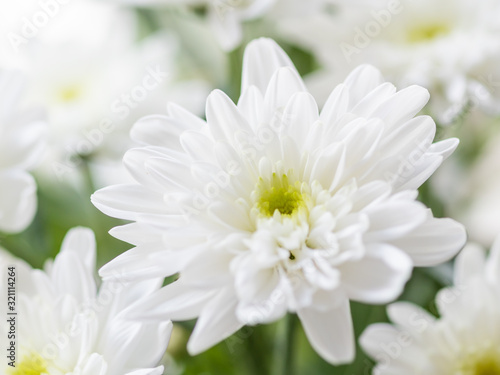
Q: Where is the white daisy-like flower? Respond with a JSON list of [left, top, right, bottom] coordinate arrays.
[[360, 237, 500, 374], [11, 0, 210, 181], [280, 0, 500, 123], [0, 70, 45, 233], [92, 38, 466, 364], [0, 227, 172, 375], [110, 0, 278, 51]]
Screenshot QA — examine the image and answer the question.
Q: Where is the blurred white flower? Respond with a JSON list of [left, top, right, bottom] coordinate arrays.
[[447, 126, 500, 247], [3, 0, 210, 181], [361, 238, 500, 374], [0, 71, 46, 233], [281, 0, 500, 124], [112, 0, 278, 51], [0, 227, 171, 375], [92, 38, 466, 364]]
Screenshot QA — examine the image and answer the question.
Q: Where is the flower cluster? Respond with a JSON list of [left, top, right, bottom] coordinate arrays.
[[5, 1, 500, 374]]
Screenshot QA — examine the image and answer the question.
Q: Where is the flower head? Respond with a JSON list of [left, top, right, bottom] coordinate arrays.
[[281, 0, 500, 123], [92, 38, 466, 364], [0, 227, 171, 375], [361, 236, 500, 374]]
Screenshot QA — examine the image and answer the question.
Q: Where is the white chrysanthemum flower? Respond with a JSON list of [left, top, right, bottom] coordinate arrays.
[[361, 237, 500, 374], [0, 71, 45, 233], [9, 0, 210, 181], [280, 0, 500, 123], [92, 38, 466, 364], [0, 227, 172, 375]]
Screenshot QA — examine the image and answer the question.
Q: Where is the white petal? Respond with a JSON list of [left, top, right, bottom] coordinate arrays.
[[386, 302, 435, 331], [298, 299, 355, 365], [182, 247, 234, 288], [264, 67, 307, 118], [51, 251, 97, 304], [91, 184, 173, 221], [180, 130, 216, 162], [123, 147, 185, 192], [343, 65, 385, 107], [187, 288, 243, 355], [80, 353, 108, 375], [60, 227, 96, 273], [0, 170, 37, 233], [127, 281, 216, 321], [242, 38, 296, 94], [371, 85, 430, 130], [340, 244, 413, 303], [99, 246, 185, 282], [237, 85, 265, 131], [130, 114, 195, 149], [125, 367, 164, 375], [206, 89, 252, 142], [454, 243, 486, 286], [319, 83, 349, 126], [208, 6, 242, 51], [349, 82, 397, 117], [391, 213, 466, 267], [282, 92, 319, 148], [167, 102, 206, 128], [0, 115, 46, 170], [364, 200, 427, 242], [105, 321, 172, 374], [359, 323, 400, 359]]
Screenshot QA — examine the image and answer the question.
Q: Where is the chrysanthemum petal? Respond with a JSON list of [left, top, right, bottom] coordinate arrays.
[[91, 184, 173, 220], [298, 299, 355, 364], [340, 244, 413, 303], [343, 65, 385, 106], [242, 38, 296, 94], [188, 288, 243, 355], [454, 243, 486, 286], [391, 213, 466, 267], [0, 170, 37, 233]]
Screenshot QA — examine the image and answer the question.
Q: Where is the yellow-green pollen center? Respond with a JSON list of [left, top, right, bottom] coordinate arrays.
[[407, 23, 450, 43], [59, 85, 82, 102], [7, 352, 48, 375], [257, 173, 304, 217], [459, 352, 500, 375]]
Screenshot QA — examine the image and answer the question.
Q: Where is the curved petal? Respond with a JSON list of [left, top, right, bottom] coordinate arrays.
[[297, 299, 355, 365], [386, 302, 435, 331], [91, 184, 174, 221], [126, 281, 216, 321], [60, 227, 96, 273], [391, 212, 466, 267], [264, 67, 308, 119], [242, 38, 297, 93], [343, 65, 385, 108], [187, 288, 243, 355], [340, 244, 413, 304], [0, 170, 37, 233], [454, 243, 486, 286], [359, 323, 400, 359]]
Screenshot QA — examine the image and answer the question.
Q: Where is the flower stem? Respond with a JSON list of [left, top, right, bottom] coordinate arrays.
[[273, 313, 298, 375]]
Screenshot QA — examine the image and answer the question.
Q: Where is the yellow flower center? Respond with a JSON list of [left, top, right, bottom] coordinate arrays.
[[407, 23, 450, 43], [473, 361, 500, 375], [59, 85, 82, 102], [7, 352, 48, 375], [459, 351, 500, 375], [256, 173, 305, 217]]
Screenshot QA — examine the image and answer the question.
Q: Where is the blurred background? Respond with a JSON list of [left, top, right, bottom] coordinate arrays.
[[1, 0, 500, 373]]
